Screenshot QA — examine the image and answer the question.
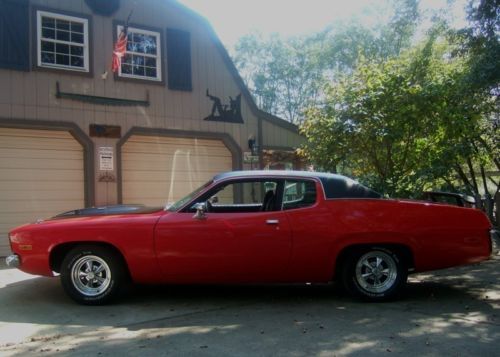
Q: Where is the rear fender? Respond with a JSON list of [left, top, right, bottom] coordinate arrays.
[[329, 232, 420, 277]]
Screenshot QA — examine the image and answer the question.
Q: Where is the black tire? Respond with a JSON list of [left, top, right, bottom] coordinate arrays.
[[60, 245, 126, 305], [340, 247, 407, 302]]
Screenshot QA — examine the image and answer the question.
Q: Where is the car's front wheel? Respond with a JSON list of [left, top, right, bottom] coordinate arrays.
[[341, 247, 407, 301], [60, 245, 126, 305]]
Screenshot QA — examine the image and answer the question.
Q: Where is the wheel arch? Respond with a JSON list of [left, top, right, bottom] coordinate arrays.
[[333, 243, 415, 281], [49, 242, 131, 279]]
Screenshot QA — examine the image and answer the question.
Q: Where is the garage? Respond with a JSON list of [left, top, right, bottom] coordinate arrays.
[[0, 128, 85, 256], [121, 135, 233, 207]]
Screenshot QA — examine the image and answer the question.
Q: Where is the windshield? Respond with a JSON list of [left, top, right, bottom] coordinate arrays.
[[166, 180, 213, 212]]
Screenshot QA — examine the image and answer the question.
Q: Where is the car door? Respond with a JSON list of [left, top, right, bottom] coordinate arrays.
[[282, 179, 335, 282], [154, 179, 292, 283]]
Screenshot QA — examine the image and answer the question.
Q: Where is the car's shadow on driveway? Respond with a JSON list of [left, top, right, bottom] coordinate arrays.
[[1, 263, 498, 328], [1, 259, 499, 356]]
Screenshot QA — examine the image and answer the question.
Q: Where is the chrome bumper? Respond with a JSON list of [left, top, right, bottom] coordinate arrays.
[[491, 229, 500, 256], [5, 254, 20, 268]]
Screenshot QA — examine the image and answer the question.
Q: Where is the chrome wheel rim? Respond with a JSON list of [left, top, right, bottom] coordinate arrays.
[[71, 255, 111, 297], [355, 251, 397, 294]]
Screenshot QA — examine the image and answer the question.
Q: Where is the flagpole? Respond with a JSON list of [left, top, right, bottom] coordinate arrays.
[[111, 7, 135, 73]]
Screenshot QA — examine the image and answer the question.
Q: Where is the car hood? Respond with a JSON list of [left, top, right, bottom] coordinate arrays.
[[53, 204, 164, 218]]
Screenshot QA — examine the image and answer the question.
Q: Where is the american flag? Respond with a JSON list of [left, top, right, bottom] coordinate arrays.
[[111, 26, 128, 73]]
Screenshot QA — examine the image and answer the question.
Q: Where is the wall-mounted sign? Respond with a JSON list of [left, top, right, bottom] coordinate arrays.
[[204, 89, 243, 124], [243, 151, 259, 164], [90, 124, 121, 138], [99, 147, 114, 171]]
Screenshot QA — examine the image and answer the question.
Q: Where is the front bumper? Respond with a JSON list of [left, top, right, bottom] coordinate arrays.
[[491, 229, 500, 256], [5, 254, 20, 268]]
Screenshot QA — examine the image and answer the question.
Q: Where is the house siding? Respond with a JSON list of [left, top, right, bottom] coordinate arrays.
[[0, 0, 303, 207]]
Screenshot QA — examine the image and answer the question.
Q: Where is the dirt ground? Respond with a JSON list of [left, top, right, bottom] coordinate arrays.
[[0, 253, 499, 356]]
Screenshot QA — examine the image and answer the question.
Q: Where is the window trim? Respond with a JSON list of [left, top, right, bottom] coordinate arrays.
[[282, 179, 318, 211], [36, 10, 90, 72], [182, 178, 284, 213], [116, 25, 162, 82]]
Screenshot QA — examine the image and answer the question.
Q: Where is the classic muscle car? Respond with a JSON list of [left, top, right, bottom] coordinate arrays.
[[6, 171, 496, 305]]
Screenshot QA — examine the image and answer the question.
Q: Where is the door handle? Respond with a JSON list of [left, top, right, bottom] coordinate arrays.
[[266, 219, 279, 225]]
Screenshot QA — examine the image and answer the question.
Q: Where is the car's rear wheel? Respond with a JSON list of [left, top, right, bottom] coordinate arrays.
[[60, 245, 125, 305], [341, 247, 407, 301]]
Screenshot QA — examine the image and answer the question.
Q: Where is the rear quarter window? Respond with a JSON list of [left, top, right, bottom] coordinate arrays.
[[283, 180, 317, 210]]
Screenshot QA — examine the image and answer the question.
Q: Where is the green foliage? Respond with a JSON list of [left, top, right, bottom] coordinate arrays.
[[233, 0, 498, 213], [300, 34, 491, 197], [233, 0, 421, 124]]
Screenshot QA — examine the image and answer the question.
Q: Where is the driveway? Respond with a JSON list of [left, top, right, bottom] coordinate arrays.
[[0, 255, 499, 356]]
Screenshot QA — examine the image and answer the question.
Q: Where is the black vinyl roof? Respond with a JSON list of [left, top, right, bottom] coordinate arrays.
[[214, 171, 381, 199]]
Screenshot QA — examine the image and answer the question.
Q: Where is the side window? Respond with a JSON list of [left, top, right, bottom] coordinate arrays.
[[204, 180, 278, 213], [117, 25, 162, 81], [283, 180, 316, 210], [37, 10, 89, 72]]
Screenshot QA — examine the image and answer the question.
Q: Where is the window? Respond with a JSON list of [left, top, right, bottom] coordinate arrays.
[[213, 181, 277, 206], [118, 25, 161, 81], [283, 180, 316, 210], [37, 10, 89, 71], [190, 180, 279, 213]]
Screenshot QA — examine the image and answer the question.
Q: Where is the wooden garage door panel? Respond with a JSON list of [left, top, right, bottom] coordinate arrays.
[[122, 158, 232, 173], [0, 136, 81, 151], [122, 135, 233, 206], [0, 180, 83, 191], [123, 143, 231, 156], [124, 136, 226, 146], [0, 189, 84, 201], [0, 200, 84, 213], [122, 151, 232, 163], [0, 169, 84, 181], [0, 128, 84, 256], [0, 148, 82, 160], [0, 158, 83, 170]]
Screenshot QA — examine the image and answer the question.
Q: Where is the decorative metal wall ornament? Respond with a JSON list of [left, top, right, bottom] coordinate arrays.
[[204, 89, 243, 124], [98, 172, 116, 183], [85, 0, 120, 16]]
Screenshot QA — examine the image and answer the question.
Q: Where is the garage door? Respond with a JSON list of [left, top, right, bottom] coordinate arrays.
[[122, 135, 233, 207], [0, 128, 85, 256]]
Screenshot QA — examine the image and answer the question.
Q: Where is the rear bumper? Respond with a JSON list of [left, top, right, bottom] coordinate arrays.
[[5, 254, 20, 268], [491, 229, 500, 256]]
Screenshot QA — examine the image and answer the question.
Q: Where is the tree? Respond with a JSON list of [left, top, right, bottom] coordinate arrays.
[[233, 32, 326, 124], [300, 33, 490, 198], [232, 0, 421, 124], [447, 0, 500, 222]]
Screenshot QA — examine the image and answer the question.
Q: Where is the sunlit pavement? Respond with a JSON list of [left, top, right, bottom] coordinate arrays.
[[0, 255, 499, 356]]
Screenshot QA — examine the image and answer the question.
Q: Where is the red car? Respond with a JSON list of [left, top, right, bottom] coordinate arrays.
[[6, 171, 496, 305]]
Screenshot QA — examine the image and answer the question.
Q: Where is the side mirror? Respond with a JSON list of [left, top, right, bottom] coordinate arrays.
[[193, 202, 207, 220]]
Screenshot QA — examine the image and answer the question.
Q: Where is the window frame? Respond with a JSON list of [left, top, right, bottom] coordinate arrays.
[[116, 25, 162, 82], [182, 178, 284, 214], [36, 9, 90, 72], [282, 179, 318, 211]]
